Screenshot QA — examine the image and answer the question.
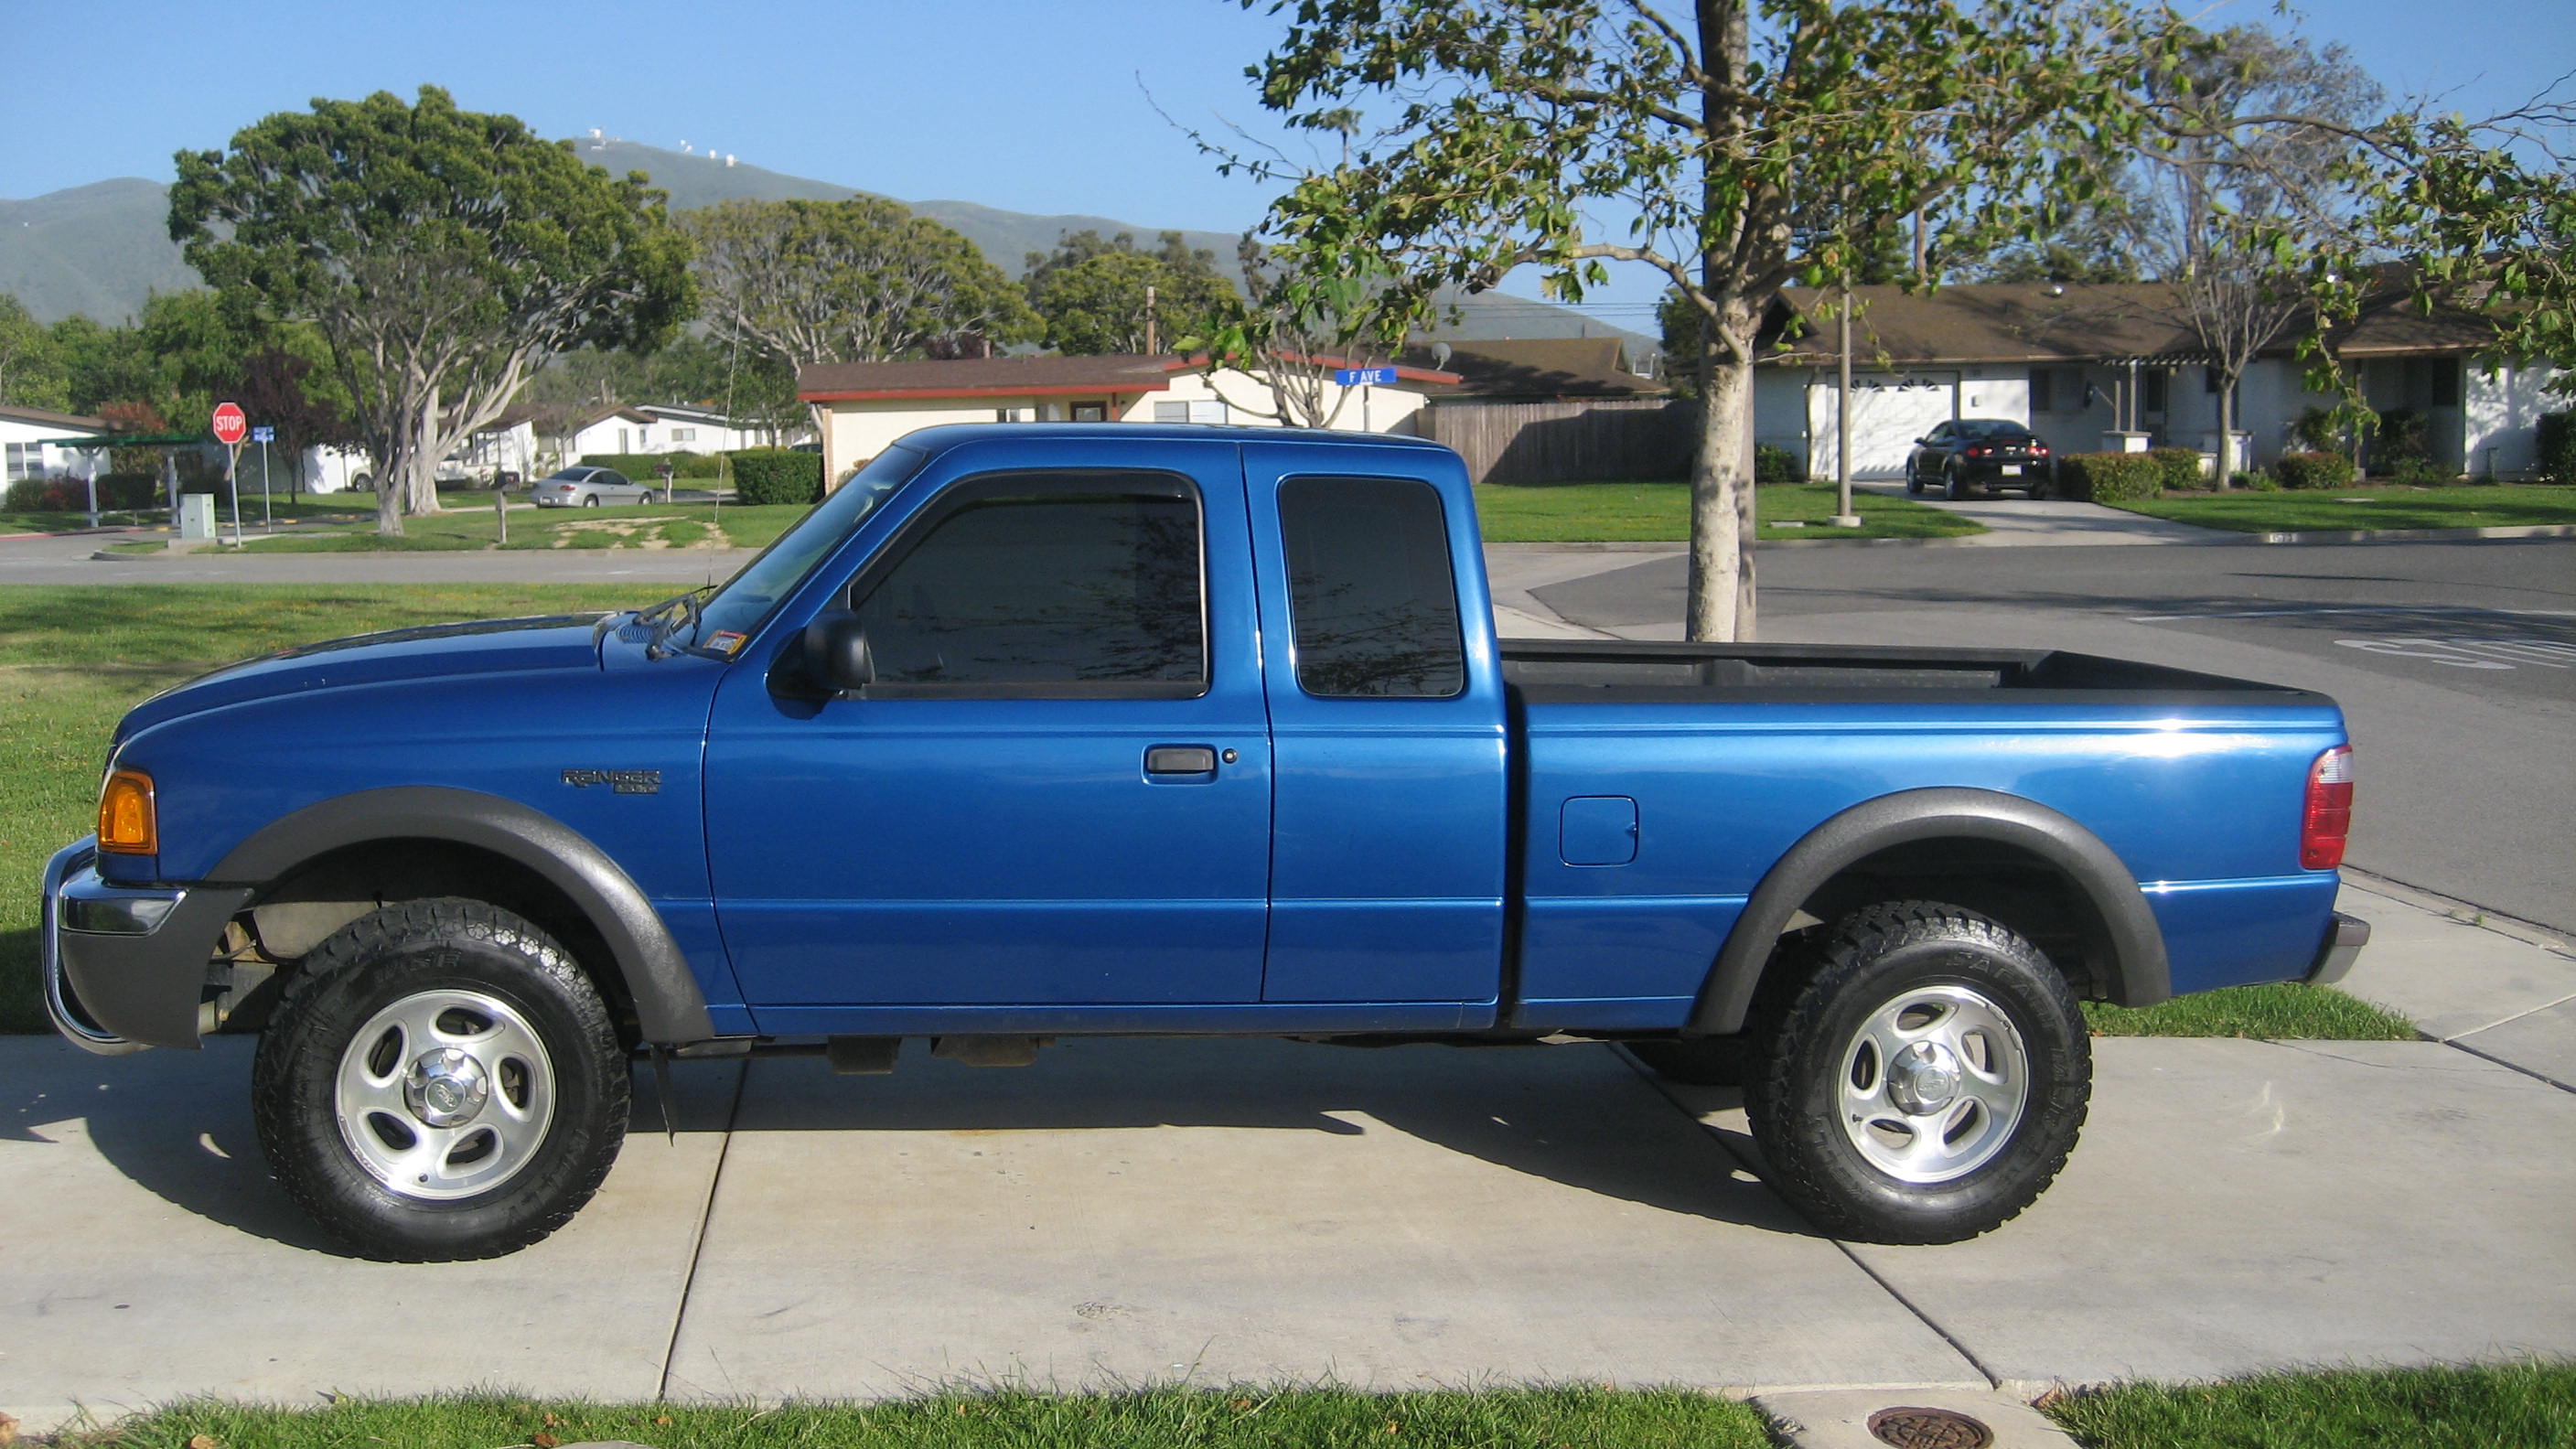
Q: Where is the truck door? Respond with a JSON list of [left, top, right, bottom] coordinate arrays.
[[703, 443, 1272, 1025], [1240, 443, 1508, 1010]]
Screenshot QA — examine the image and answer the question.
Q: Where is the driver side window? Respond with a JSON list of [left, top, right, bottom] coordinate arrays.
[[851, 476, 1207, 698]]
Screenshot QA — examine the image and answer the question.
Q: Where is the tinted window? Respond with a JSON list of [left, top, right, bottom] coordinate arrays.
[[1278, 476, 1465, 698], [857, 488, 1204, 690]]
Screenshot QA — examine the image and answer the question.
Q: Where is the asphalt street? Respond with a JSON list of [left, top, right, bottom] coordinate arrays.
[[1532, 538, 2576, 934]]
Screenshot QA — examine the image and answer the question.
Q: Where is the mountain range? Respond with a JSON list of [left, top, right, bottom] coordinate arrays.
[[0, 139, 1649, 349]]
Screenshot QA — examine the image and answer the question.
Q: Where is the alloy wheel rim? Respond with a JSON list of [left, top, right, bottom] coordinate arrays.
[[1836, 982, 2030, 1184], [333, 988, 557, 1200]]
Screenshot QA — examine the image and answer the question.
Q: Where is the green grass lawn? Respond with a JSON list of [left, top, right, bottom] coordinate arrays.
[[0, 584, 664, 1033], [1473, 480, 1983, 542], [2081, 982, 2415, 1039], [2106, 483, 2576, 533], [2045, 1362, 2576, 1449], [34, 1388, 1767, 1449], [237, 499, 804, 553], [39, 1368, 2576, 1449]]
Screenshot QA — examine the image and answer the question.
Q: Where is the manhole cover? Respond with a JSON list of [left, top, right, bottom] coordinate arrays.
[[1866, 1405, 1994, 1449]]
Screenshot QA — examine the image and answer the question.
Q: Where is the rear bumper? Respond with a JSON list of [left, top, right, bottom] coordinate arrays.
[[2303, 910, 2372, 986], [1959, 458, 2050, 486], [42, 837, 253, 1052]]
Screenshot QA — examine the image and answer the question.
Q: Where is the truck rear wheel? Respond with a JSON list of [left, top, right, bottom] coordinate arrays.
[[251, 898, 629, 1261], [1743, 901, 2088, 1244]]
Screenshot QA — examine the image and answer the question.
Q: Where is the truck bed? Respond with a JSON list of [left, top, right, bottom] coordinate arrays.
[[1499, 639, 2329, 704]]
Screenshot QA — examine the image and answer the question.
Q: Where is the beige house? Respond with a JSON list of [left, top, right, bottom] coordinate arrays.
[[798, 353, 1458, 487]]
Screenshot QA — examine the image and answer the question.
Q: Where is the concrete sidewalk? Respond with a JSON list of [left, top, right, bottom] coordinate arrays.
[[6, 883, 2571, 1433]]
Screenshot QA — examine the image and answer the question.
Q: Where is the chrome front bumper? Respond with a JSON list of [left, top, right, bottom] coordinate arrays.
[[42, 837, 251, 1054]]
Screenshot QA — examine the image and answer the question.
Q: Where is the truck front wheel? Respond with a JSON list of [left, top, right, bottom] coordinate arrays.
[[251, 898, 629, 1261], [1743, 902, 2088, 1244]]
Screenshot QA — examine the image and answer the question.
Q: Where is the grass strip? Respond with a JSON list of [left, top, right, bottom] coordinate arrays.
[[2105, 484, 2576, 533], [2081, 982, 2415, 1039], [2043, 1362, 2576, 1449], [1472, 481, 1982, 542], [0, 585, 662, 1033], [47, 1387, 1776, 1449], [235, 500, 806, 553]]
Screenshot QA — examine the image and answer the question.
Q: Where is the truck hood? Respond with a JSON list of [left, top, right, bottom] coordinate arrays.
[[114, 614, 619, 743]]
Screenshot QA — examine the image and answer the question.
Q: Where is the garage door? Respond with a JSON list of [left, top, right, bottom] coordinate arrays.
[[1807, 373, 1958, 479]]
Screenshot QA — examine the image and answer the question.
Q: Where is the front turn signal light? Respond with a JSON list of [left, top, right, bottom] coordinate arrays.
[[99, 768, 158, 854]]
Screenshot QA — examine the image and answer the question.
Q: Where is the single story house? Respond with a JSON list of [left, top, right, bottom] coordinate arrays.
[[1399, 337, 1668, 401], [0, 404, 110, 484], [1393, 338, 1682, 485], [797, 353, 1457, 488], [1758, 282, 2563, 480]]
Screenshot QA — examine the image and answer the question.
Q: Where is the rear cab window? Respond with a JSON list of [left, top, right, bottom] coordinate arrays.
[[1276, 475, 1465, 698]]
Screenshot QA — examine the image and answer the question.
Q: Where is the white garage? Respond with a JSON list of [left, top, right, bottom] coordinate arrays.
[[1804, 371, 1959, 480]]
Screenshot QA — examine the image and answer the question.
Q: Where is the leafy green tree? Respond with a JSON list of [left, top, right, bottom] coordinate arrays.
[[1228, 0, 2201, 639], [1023, 230, 1238, 354], [681, 198, 1035, 369], [134, 289, 268, 429], [48, 314, 157, 415], [170, 86, 695, 533], [2317, 92, 2576, 397], [0, 295, 70, 413]]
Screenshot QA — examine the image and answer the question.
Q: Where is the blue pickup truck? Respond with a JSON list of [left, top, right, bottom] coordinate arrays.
[[43, 424, 2367, 1260]]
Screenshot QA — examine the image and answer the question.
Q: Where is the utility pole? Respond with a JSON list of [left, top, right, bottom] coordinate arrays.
[[1144, 284, 1160, 355]]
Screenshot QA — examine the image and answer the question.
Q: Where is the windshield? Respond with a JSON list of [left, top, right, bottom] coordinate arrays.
[[689, 445, 926, 647]]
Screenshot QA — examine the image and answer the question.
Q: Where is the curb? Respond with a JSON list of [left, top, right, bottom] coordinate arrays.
[[2233, 522, 2576, 545]]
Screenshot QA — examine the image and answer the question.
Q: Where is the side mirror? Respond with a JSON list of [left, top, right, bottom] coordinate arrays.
[[798, 606, 881, 691], [802, 609, 875, 693]]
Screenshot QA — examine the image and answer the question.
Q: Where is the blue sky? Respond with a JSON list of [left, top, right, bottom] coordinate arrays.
[[5, 0, 2567, 312]]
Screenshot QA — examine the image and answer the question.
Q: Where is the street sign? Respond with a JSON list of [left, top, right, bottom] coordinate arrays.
[[250, 425, 275, 444], [210, 402, 247, 445], [1334, 366, 1397, 386]]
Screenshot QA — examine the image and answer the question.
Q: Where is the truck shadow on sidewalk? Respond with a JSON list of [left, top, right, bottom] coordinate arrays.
[[12, 1034, 1816, 1253]]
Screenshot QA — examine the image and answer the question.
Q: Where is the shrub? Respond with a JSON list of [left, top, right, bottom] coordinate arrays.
[[2392, 457, 2458, 487], [1754, 442, 1802, 483], [731, 448, 823, 506], [2291, 406, 2353, 454], [2231, 469, 2280, 492], [2146, 445, 2206, 492], [2369, 407, 2428, 474], [578, 450, 709, 479], [5, 473, 163, 512], [2053, 452, 2162, 504], [2535, 410, 2576, 484], [2274, 451, 2357, 490]]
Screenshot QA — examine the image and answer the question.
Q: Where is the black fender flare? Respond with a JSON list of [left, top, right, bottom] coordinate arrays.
[[1687, 787, 2170, 1036], [209, 786, 714, 1044]]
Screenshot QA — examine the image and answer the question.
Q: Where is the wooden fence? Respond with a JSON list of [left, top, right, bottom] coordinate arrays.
[[1420, 399, 1695, 485]]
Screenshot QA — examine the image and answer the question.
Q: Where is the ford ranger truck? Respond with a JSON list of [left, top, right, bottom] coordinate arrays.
[[43, 423, 2370, 1260]]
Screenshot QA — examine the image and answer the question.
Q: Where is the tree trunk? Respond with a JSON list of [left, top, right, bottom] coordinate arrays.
[[402, 385, 442, 517], [1687, 323, 1757, 642], [2217, 370, 2238, 484]]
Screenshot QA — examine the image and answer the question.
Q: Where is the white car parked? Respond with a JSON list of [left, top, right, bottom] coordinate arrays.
[[531, 467, 654, 508]]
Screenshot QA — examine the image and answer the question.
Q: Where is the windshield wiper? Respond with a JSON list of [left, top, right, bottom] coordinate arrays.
[[638, 584, 717, 660]]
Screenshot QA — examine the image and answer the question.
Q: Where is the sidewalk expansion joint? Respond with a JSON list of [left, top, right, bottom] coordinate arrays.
[[2434, 1036, 2576, 1097], [2340, 868, 2573, 958], [1612, 1046, 2003, 1391], [656, 1058, 748, 1401]]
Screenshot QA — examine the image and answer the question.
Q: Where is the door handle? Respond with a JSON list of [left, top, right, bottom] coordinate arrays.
[[1144, 746, 1218, 776]]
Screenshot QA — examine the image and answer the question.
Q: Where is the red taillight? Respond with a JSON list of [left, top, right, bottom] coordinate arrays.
[[2302, 746, 2355, 869]]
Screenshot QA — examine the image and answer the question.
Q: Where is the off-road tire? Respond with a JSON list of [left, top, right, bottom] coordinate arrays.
[[252, 898, 629, 1261], [1742, 901, 2088, 1244], [1626, 1036, 1749, 1086]]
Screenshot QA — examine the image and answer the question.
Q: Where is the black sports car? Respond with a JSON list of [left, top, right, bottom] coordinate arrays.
[[1905, 419, 2054, 499]]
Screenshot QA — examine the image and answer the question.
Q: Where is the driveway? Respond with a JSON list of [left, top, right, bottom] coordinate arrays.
[[7, 883, 2571, 1433], [1850, 478, 2237, 545]]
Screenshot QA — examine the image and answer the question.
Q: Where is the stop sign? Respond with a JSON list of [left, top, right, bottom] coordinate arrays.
[[210, 402, 247, 445]]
